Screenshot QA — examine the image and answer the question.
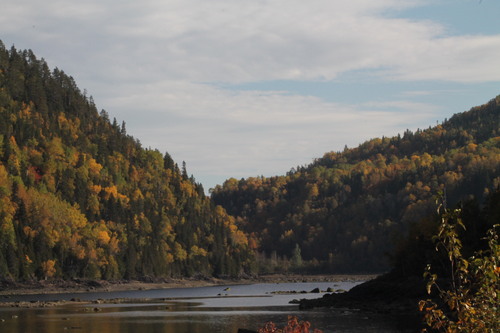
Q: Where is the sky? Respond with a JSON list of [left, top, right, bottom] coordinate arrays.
[[1, 0, 500, 191]]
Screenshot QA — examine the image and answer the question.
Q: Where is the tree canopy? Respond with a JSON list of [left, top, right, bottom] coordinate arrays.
[[0, 42, 253, 280], [211, 96, 500, 273], [1, 40, 498, 280]]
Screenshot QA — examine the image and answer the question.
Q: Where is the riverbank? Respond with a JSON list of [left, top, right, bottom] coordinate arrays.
[[0, 277, 222, 297], [0, 274, 376, 298], [0, 278, 419, 333]]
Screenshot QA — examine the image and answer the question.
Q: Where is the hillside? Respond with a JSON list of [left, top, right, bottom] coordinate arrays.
[[211, 95, 500, 273], [0, 42, 252, 281], [1, 41, 498, 282]]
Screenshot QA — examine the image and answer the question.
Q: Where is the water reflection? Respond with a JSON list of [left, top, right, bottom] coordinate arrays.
[[0, 282, 419, 333]]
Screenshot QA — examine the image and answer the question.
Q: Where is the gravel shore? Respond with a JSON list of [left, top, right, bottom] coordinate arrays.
[[0, 274, 376, 300]]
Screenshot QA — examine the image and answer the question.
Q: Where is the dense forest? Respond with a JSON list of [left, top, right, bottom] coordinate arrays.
[[0, 42, 253, 281], [1, 41, 498, 282], [211, 95, 500, 273]]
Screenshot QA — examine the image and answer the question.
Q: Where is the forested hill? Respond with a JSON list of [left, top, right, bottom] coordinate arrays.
[[211, 96, 500, 273], [0, 42, 252, 281]]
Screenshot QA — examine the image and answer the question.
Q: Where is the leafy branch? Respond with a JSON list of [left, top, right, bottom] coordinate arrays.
[[419, 196, 499, 332]]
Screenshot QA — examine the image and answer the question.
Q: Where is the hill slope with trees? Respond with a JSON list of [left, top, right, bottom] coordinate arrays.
[[0, 42, 252, 281], [1, 40, 497, 282], [211, 95, 500, 273]]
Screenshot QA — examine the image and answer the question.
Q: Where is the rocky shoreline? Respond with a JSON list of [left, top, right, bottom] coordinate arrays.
[[1, 273, 426, 331], [0, 277, 223, 297], [1, 272, 424, 316], [0, 274, 375, 301], [298, 272, 427, 315]]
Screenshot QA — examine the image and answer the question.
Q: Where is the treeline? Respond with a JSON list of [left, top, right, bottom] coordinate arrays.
[[0, 42, 252, 281], [211, 96, 500, 273]]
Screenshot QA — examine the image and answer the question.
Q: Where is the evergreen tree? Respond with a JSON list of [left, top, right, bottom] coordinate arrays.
[[0, 41, 253, 281]]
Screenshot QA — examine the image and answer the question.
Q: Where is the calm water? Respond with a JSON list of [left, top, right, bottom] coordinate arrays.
[[0, 282, 420, 333]]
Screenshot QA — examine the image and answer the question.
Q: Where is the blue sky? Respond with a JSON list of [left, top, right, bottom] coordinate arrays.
[[1, 0, 499, 191]]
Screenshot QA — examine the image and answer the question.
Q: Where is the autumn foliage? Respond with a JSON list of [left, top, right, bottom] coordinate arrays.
[[212, 97, 500, 273], [0, 42, 253, 281], [258, 316, 323, 333], [419, 198, 500, 332], [1, 40, 499, 283]]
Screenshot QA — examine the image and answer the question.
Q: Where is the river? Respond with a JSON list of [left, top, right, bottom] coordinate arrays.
[[0, 281, 420, 332]]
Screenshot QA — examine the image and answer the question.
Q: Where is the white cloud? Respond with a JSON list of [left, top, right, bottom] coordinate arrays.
[[105, 81, 439, 189], [391, 35, 500, 82], [1, 0, 498, 189], [4, 0, 499, 84]]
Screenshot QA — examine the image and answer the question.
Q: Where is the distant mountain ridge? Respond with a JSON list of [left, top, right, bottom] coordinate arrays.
[[211, 95, 500, 273], [0, 42, 252, 281]]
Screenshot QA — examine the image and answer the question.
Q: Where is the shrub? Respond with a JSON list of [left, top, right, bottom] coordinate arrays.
[[258, 315, 323, 333], [419, 198, 499, 332]]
